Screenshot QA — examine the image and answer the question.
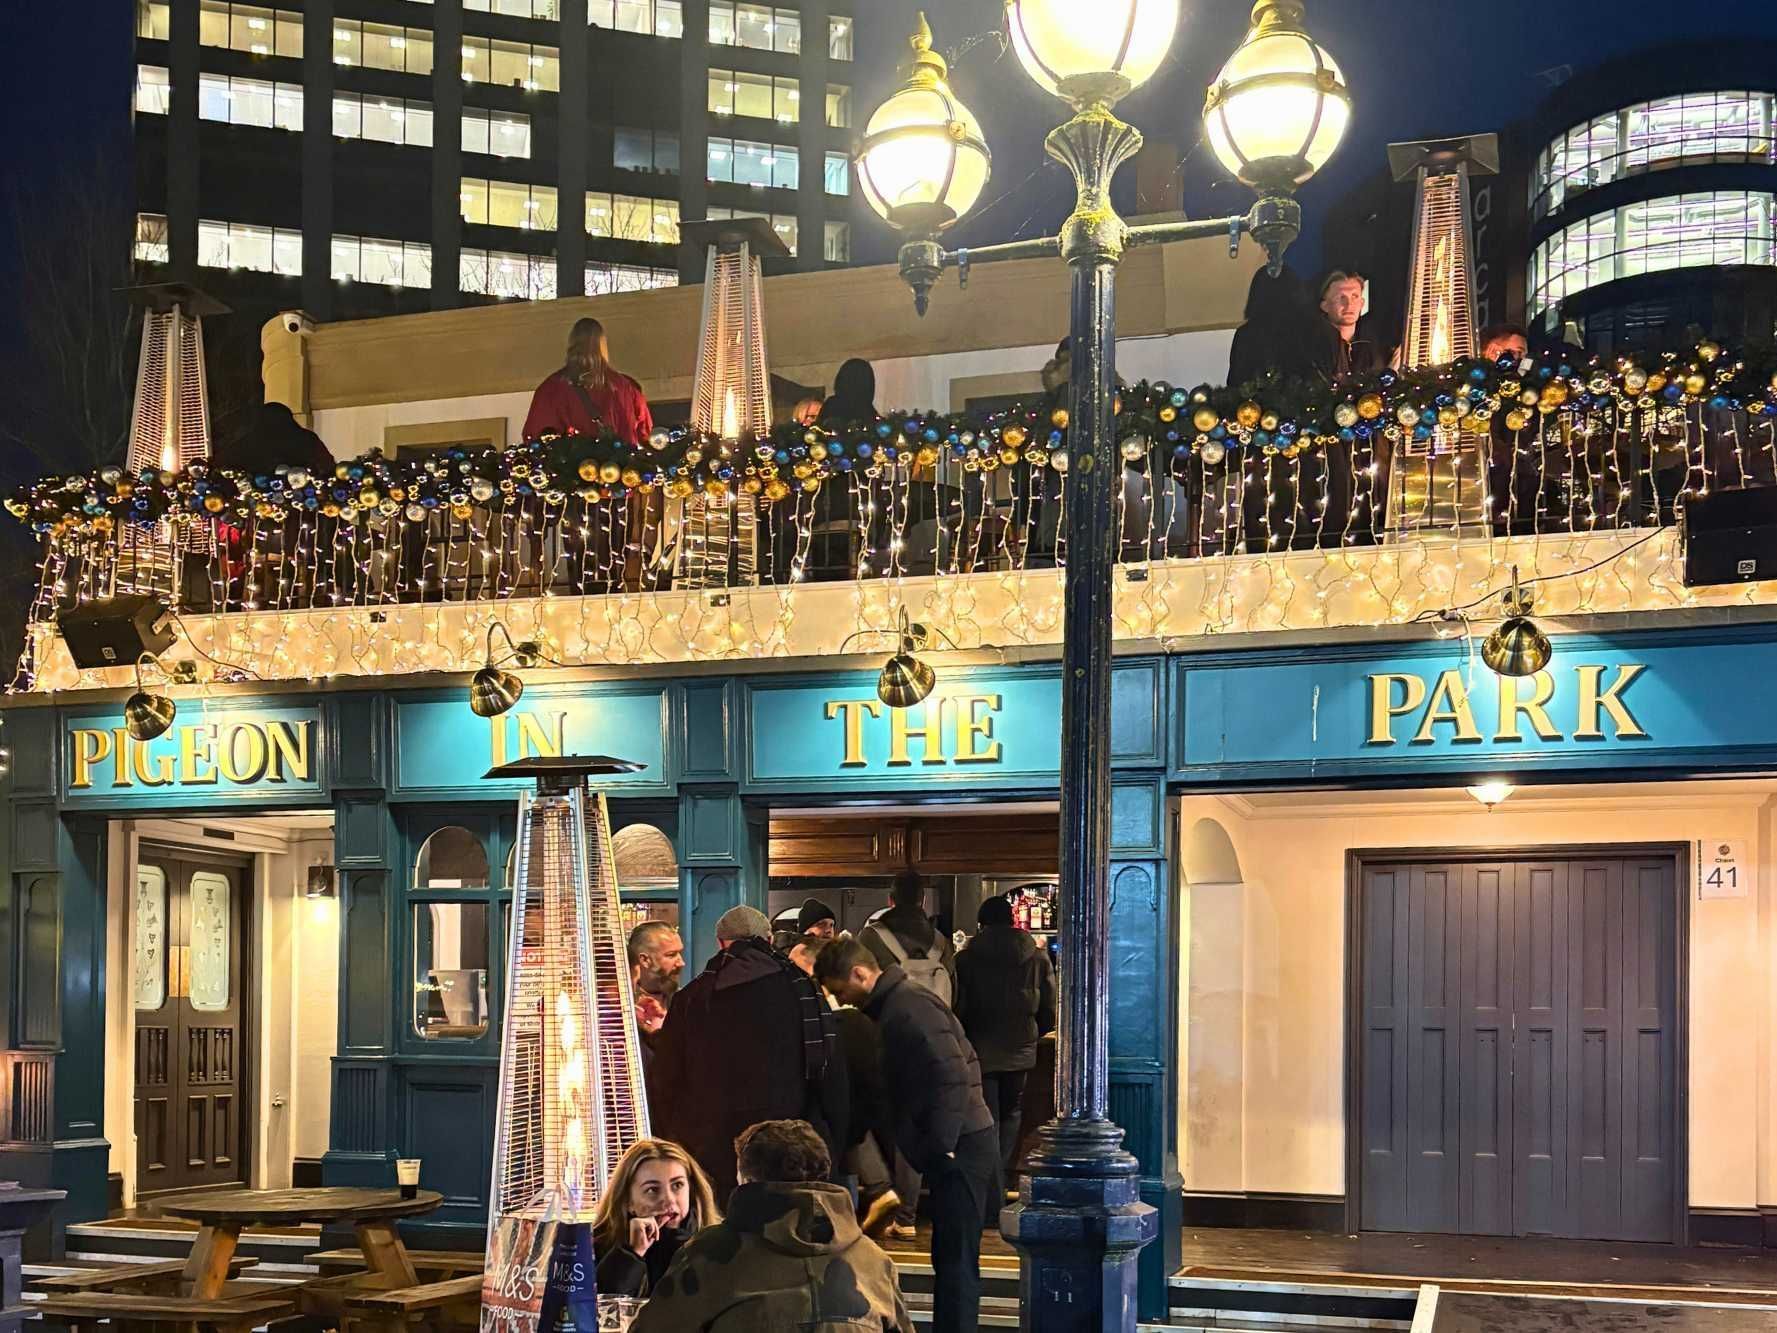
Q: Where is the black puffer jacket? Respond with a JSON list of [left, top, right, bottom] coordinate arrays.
[[861, 967, 993, 1173], [649, 939, 849, 1201], [954, 924, 1056, 1074]]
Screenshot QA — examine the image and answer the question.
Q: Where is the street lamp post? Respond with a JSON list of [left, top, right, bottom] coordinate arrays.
[[858, 4, 1350, 1329]]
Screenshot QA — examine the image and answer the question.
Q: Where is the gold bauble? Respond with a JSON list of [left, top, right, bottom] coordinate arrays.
[[810, 443, 829, 462], [1699, 341, 1722, 362], [1504, 409, 1529, 432], [598, 463, 622, 484], [915, 445, 940, 467], [1236, 401, 1262, 428], [1684, 372, 1707, 395], [1498, 378, 1521, 398], [793, 462, 813, 479], [621, 469, 642, 487], [704, 479, 727, 498], [1002, 425, 1027, 449], [1192, 407, 1219, 432], [358, 488, 379, 507], [203, 495, 224, 512], [764, 479, 791, 502], [1159, 406, 1177, 423], [1541, 382, 1568, 407], [801, 476, 821, 492], [578, 460, 600, 482], [1051, 407, 1069, 428], [999, 446, 1020, 465], [451, 502, 472, 520], [1260, 412, 1280, 432], [742, 477, 762, 494], [1356, 393, 1383, 420], [1437, 406, 1459, 428]]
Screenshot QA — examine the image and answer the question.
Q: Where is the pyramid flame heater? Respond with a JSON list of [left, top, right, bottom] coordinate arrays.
[[672, 218, 790, 589], [1385, 134, 1498, 540], [481, 756, 650, 1333]]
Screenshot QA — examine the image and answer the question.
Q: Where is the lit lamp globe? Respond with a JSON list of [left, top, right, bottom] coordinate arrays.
[[855, 14, 992, 237], [1005, 0, 1180, 107], [1204, 0, 1351, 192]]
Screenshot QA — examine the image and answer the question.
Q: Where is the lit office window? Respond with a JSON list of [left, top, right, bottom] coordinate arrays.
[[197, 219, 303, 275], [200, 73, 303, 131], [137, 1, 171, 40], [824, 221, 850, 263], [199, 1, 302, 56], [467, 0, 561, 18], [464, 109, 532, 158], [828, 15, 851, 60], [708, 70, 797, 122], [135, 213, 170, 264], [1528, 190, 1777, 318], [586, 263, 679, 294], [333, 234, 432, 287], [825, 84, 851, 129], [709, 2, 799, 52], [462, 249, 557, 299], [463, 37, 559, 91], [335, 94, 434, 146], [707, 206, 797, 256], [461, 177, 558, 229], [331, 19, 432, 73], [615, 126, 680, 174], [136, 65, 171, 116], [707, 137, 797, 189], [824, 150, 849, 195], [590, 0, 682, 36], [586, 193, 680, 244], [1532, 92, 1777, 220]]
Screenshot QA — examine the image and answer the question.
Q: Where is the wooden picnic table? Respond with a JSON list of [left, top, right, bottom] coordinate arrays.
[[155, 1187, 444, 1301]]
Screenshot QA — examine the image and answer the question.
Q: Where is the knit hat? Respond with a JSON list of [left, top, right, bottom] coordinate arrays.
[[796, 897, 837, 933]]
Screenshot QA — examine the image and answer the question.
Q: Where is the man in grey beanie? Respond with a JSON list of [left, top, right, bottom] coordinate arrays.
[[648, 903, 850, 1201]]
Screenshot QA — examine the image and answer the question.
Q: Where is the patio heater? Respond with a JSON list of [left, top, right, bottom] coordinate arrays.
[[119, 283, 228, 594], [1385, 134, 1498, 540], [481, 756, 650, 1333], [673, 218, 789, 589]]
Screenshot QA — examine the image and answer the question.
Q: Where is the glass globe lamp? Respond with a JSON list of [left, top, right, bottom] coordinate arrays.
[[1205, 0, 1350, 192], [855, 14, 992, 235], [1005, 0, 1180, 108]]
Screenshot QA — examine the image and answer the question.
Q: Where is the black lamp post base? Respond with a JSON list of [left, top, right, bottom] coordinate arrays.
[[1001, 1119, 1159, 1333]]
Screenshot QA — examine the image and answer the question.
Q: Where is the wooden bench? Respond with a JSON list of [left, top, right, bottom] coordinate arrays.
[[340, 1273, 482, 1332], [35, 1257, 259, 1294], [35, 1288, 298, 1332], [311, 1247, 484, 1279]]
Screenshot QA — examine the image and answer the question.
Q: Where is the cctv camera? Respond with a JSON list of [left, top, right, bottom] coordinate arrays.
[[279, 310, 315, 336]]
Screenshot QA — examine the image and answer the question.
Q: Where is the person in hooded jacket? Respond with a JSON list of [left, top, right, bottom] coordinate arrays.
[[1226, 265, 1317, 388], [648, 906, 849, 1203], [632, 1118, 911, 1333], [954, 895, 1056, 1218]]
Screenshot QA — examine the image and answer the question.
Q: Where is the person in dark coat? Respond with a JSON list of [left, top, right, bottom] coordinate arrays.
[[216, 401, 335, 478], [649, 906, 850, 1203], [1309, 271, 1389, 382], [1226, 265, 1317, 388], [592, 1138, 721, 1298], [817, 357, 879, 426], [631, 1119, 912, 1333], [816, 939, 995, 1333], [859, 871, 956, 998], [954, 896, 1056, 1215], [797, 897, 838, 939]]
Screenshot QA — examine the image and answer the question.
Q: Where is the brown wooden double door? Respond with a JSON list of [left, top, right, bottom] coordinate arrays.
[[134, 849, 248, 1197], [1357, 854, 1679, 1242]]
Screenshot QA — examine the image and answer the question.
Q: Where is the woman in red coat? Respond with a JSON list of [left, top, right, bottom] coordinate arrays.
[[523, 317, 655, 444]]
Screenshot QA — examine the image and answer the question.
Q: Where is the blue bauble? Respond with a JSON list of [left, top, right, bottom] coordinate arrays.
[[856, 442, 873, 459], [828, 441, 844, 456]]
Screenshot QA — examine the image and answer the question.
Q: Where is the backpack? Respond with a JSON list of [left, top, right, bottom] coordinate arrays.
[[873, 924, 953, 1008]]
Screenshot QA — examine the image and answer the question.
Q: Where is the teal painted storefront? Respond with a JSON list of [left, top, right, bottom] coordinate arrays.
[[7, 619, 1777, 1316]]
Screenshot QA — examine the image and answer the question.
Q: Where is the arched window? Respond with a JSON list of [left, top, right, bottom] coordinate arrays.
[[415, 826, 490, 890], [613, 823, 678, 891]]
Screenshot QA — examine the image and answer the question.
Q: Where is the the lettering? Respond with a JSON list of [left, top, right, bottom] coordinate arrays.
[[1574, 663, 1647, 740], [1412, 670, 1482, 744], [825, 694, 1007, 769], [824, 699, 881, 768], [1495, 671, 1560, 742], [1367, 663, 1652, 747], [490, 711, 567, 768], [67, 718, 316, 793], [888, 699, 946, 767], [1367, 674, 1427, 746]]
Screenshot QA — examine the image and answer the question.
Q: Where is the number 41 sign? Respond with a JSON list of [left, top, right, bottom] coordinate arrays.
[[1697, 839, 1751, 900]]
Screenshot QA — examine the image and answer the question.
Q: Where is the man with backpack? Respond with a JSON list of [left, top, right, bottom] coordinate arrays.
[[814, 937, 995, 1333], [858, 871, 956, 1239]]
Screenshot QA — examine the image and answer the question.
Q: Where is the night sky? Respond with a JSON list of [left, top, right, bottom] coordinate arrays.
[[4, 1, 1777, 420]]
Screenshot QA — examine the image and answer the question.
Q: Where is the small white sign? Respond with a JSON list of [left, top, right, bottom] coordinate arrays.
[[1697, 839, 1750, 900]]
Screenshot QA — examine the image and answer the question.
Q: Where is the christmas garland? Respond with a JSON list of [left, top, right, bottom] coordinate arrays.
[[13, 340, 1777, 539]]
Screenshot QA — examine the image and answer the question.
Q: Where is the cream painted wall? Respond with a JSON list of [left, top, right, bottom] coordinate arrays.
[[289, 835, 339, 1165], [1178, 784, 1777, 1212]]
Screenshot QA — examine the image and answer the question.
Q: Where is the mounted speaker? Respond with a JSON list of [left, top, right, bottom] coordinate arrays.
[[58, 594, 177, 669], [1682, 486, 1777, 588]]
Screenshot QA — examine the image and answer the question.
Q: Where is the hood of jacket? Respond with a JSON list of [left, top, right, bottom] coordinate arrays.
[[724, 1182, 861, 1259], [706, 936, 784, 992], [964, 924, 1038, 964], [879, 904, 938, 954]]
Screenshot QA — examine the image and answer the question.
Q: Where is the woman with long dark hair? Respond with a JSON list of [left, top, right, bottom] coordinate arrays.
[[522, 316, 654, 444]]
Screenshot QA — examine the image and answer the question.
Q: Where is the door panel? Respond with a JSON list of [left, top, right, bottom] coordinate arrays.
[[1358, 853, 1676, 1243], [133, 853, 247, 1196]]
